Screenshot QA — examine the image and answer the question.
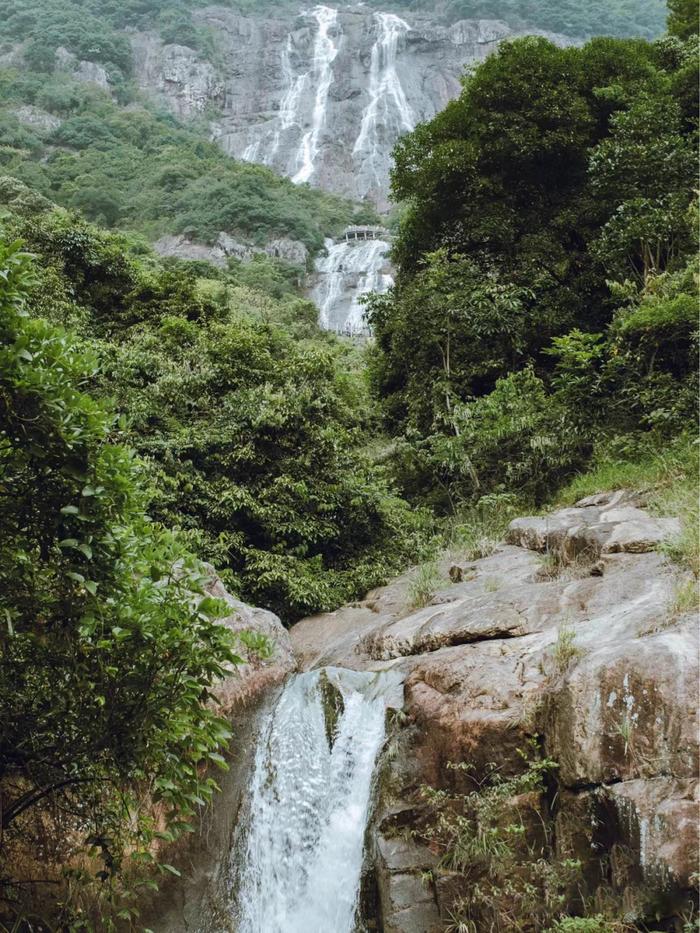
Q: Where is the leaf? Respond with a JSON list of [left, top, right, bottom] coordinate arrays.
[[197, 596, 223, 617], [208, 752, 229, 770], [61, 505, 80, 515]]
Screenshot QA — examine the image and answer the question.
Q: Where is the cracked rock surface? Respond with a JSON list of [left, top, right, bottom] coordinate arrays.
[[290, 491, 698, 931]]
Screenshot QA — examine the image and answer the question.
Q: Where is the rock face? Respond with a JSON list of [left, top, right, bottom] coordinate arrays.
[[55, 46, 111, 90], [130, 6, 569, 209], [153, 231, 309, 268], [290, 491, 698, 930], [131, 34, 225, 119]]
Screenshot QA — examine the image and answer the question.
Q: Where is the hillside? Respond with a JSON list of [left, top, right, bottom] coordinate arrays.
[[0, 0, 697, 930]]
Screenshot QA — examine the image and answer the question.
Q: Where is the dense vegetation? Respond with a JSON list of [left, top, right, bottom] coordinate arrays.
[[0, 68, 374, 252], [367, 17, 698, 515], [0, 237, 239, 925], [0, 179, 426, 922], [0, 0, 696, 926], [0, 0, 670, 50], [0, 179, 425, 624], [400, 0, 668, 39]]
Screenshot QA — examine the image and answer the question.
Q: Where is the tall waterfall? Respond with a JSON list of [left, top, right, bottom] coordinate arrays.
[[237, 6, 340, 182], [292, 6, 340, 184], [231, 668, 402, 932], [353, 12, 414, 195], [312, 237, 394, 334]]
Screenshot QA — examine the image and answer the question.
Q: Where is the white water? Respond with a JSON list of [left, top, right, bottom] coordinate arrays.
[[292, 6, 340, 184], [353, 12, 414, 190], [233, 668, 401, 933], [271, 37, 309, 162], [312, 238, 394, 334]]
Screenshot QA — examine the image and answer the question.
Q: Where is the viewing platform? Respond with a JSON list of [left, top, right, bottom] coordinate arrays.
[[337, 225, 392, 243]]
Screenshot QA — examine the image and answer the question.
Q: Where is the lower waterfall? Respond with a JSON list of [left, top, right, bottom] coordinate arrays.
[[311, 238, 394, 334], [230, 667, 402, 932]]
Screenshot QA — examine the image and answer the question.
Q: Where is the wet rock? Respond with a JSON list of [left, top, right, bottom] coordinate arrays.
[[376, 834, 442, 933], [203, 567, 296, 713], [290, 494, 696, 925], [544, 618, 699, 786], [556, 778, 698, 916], [138, 570, 295, 931]]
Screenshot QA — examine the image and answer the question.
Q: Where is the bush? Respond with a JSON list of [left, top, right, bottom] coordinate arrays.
[[0, 238, 237, 923]]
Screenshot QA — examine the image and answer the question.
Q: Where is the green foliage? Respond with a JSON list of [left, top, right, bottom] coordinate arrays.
[[667, 0, 700, 38], [0, 239, 238, 923], [0, 68, 371, 252], [407, 560, 442, 609], [447, 493, 522, 561], [1, 203, 427, 623], [420, 746, 584, 933], [547, 624, 585, 677], [546, 918, 633, 932], [371, 29, 697, 515]]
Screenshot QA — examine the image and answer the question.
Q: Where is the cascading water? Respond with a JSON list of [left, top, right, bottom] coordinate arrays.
[[312, 237, 394, 334], [292, 6, 340, 184], [270, 37, 309, 163], [231, 668, 402, 933], [353, 12, 414, 196], [237, 6, 339, 180]]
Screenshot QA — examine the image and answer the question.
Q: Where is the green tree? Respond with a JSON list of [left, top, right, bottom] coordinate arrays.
[[0, 239, 237, 923], [667, 0, 699, 38]]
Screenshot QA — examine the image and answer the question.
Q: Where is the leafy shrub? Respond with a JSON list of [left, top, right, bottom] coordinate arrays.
[[0, 239, 237, 923], [420, 747, 583, 933]]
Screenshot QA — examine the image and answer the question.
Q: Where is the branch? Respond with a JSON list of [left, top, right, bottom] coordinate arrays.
[[1, 777, 97, 832]]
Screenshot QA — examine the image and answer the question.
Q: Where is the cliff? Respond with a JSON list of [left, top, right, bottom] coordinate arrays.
[[131, 5, 570, 210]]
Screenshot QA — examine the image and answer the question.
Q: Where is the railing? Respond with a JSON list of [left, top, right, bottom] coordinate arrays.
[[336, 225, 392, 243]]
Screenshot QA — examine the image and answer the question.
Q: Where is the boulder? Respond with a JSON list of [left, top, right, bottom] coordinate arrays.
[[545, 618, 699, 787], [507, 496, 681, 559]]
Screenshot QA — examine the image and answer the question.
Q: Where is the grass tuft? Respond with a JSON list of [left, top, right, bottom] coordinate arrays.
[[408, 560, 442, 609]]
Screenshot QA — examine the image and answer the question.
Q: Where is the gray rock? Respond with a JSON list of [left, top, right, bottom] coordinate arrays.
[[55, 47, 110, 89], [130, 7, 571, 209], [289, 495, 697, 922], [131, 34, 224, 118], [507, 499, 681, 558], [10, 105, 62, 134]]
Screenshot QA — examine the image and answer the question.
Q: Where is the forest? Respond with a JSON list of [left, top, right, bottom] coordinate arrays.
[[0, 0, 698, 927]]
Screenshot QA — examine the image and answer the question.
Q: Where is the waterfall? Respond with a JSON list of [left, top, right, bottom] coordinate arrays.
[[236, 7, 338, 179], [231, 668, 402, 933], [353, 12, 414, 194], [292, 6, 340, 184], [270, 37, 309, 162], [312, 237, 394, 334]]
